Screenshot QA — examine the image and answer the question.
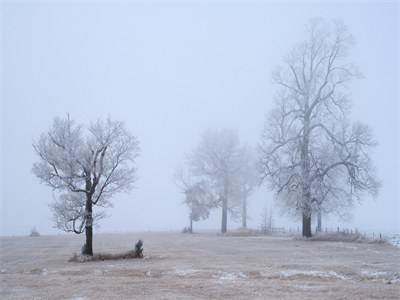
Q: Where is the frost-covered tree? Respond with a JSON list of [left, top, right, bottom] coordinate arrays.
[[185, 183, 212, 233], [33, 116, 140, 255], [259, 19, 380, 237], [188, 129, 244, 233], [174, 168, 212, 233]]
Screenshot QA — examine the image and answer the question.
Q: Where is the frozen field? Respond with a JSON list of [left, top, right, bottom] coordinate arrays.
[[1, 232, 399, 299]]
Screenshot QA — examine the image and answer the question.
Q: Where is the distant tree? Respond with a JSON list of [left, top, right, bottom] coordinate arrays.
[[260, 204, 273, 234], [235, 146, 259, 229], [185, 183, 212, 233], [259, 19, 380, 237], [188, 129, 244, 233], [33, 116, 140, 255], [174, 168, 212, 233]]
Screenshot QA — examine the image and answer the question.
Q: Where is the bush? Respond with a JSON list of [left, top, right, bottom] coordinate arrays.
[[29, 227, 40, 237], [182, 227, 192, 234]]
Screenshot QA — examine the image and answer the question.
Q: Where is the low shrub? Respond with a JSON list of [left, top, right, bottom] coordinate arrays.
[[29, 227, 40, 237]]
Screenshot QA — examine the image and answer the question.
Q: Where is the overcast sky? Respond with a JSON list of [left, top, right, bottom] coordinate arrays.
[[1, 1, 399, 236]]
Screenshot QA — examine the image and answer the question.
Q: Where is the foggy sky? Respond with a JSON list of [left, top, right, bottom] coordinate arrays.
[[1, 1, 399, 236]]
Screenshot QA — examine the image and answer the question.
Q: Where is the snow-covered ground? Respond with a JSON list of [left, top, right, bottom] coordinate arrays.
[[1, 232, 399, 299]]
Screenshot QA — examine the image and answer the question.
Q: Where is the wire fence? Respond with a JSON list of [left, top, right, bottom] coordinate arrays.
[[259, 225, 399, 244]]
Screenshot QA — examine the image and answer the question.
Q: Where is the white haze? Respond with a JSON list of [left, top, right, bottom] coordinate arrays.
[[0, 1, 399, 236]]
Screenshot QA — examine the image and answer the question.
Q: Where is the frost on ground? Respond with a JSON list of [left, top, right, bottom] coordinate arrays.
[[172, 268, 200, 277], [360, 270, 400, 283], [1, 232, 399, 299], [213, 271, 248, 283], [279, 270, 348, 281]]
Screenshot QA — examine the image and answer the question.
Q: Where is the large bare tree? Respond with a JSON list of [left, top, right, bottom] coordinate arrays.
[[33, 116, 140, 255], [259, 19, 380, 237]]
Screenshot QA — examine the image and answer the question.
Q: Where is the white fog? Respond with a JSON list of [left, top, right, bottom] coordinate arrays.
[[1, 1, 399, 299]]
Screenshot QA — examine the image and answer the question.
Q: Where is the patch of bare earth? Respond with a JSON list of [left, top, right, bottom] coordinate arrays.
[[1, 232, 399, 299]]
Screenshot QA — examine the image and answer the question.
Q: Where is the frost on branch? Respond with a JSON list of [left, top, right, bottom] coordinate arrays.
[[259, 19, 380, 237], [176, 129, 258, 233], [50, 192, 107, 234]]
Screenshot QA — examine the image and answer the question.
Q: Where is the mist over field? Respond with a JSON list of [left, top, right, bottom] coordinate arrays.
[[1, 1, 399, 237], [1, 1, 400, 299]]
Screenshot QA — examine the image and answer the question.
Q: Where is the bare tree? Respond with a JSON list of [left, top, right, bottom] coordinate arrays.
[[33, 116, 140, 255], [260, 203, 273, 234], [188, 129, 244, 233], [259, 19, 380, 237]]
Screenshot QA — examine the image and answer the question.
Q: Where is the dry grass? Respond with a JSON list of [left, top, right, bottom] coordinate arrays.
[[222, 228, 261, 237], [69, 250, 143, 263], [222, 228, 287, 237], [303, 232, 388, 244], [1, 232, 399, 299]]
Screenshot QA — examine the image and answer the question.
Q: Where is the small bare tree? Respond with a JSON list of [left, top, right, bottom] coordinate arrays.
[[33, 116, 140, 255], [29, 227, 40, 237], [260, 204, 273, 234], [259, 19, 380, 237], [174, 168, 212, 233]]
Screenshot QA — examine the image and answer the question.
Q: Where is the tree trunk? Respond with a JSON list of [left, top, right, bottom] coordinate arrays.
[[301, 106, 312, 238], [242, 197, 247, 229], [83, 194, 93, 256], [269, 210, 273, 231], [221, 179, 229, 234], [189, 217, 193, 233], [221, 197, 228, 233], [317, 210, 322, 232], [302, 213, 312, 238]]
